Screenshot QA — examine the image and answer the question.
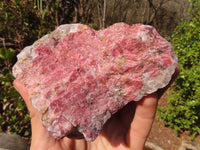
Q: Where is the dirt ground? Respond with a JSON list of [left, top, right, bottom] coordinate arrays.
[[147, 93, 200, 150]]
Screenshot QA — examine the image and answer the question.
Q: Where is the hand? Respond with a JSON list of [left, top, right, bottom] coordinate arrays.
[[13, 67, 179, 150]]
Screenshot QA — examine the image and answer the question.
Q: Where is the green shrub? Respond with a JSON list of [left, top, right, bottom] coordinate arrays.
[[0, 47, 31, 137], [0, 0, 56, 48], [158, 0, 200, 140], [0, 0, 56, 138]]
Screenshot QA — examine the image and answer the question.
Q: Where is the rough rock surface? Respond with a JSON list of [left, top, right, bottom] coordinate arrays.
[[12, 23, 178, 141]]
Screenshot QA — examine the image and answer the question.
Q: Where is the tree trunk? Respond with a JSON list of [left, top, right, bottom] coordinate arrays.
[[102, 0, 106, 28]]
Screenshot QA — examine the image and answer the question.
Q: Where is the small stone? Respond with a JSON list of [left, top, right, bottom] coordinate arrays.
[[178, 140, 200, 150], [12, 23, 178, 141]]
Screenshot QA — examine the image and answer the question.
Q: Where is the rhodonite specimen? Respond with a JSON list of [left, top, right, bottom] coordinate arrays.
[[12, 23, 178, 141]]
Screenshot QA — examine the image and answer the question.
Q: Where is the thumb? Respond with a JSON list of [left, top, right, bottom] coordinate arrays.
[[13, 79, 37, 118]]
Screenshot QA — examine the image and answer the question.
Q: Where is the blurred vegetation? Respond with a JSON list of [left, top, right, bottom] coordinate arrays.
[[0, 0, 199, 141], [0, 0, 57, 138], [158, 0, 200, 140]]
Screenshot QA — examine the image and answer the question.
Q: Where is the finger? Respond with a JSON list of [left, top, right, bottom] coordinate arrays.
[[13, 80, 57, 149], [13, 79, 37, 117], [120, 66, 180, 126], [118, 101, 136, 133], [126, 93, 158, 150]]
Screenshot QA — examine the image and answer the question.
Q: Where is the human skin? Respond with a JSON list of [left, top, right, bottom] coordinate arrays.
[[13, 67, 179, 150]]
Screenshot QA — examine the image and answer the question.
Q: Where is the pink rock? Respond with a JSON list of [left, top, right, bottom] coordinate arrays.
[[12, 23, 178, 141]]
